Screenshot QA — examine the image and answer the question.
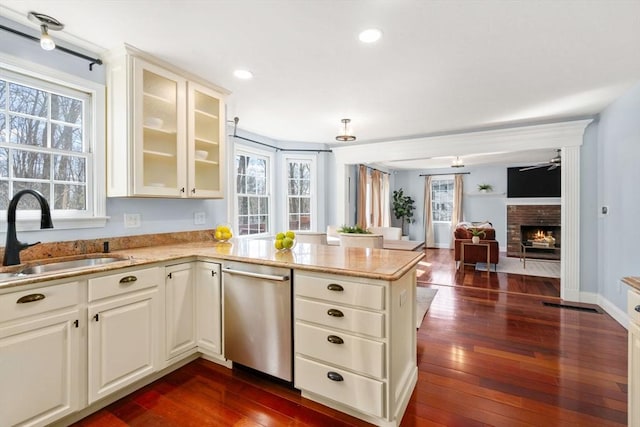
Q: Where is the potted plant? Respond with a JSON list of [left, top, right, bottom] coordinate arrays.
[[392, 188, 416, 237], [338, 225, 371, 234], [477, 183, 493, 193], [469, 228, 486, 244]]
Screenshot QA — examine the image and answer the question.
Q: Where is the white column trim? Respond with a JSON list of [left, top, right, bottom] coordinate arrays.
[[561, 146, 581, 301]]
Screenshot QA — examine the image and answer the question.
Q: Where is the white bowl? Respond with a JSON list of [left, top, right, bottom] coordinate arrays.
[[195, 150, 208, 160], [144, 117, 163, 128]]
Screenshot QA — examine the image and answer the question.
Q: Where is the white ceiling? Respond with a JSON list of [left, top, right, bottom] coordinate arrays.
[[2, 1, 639, 161]]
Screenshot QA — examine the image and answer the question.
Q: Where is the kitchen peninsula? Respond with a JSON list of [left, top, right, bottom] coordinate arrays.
[[0, 234, 423, 427]]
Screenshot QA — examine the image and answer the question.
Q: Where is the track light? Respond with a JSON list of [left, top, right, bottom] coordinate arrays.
[[28, 12, 64, 51]]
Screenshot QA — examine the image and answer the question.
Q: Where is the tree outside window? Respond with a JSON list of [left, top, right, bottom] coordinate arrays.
[[431, 178, 454, 222], [236, 150, 270, 235], [0, 76, 89, 212], [286, 158, 312, 231]]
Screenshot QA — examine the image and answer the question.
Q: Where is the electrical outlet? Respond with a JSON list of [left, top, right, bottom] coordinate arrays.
[[124, 213, 141, 228], [194, 211, 206, 225]]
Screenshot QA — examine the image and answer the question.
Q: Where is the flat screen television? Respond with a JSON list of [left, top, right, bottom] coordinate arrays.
[[507, 166, 561, 198]]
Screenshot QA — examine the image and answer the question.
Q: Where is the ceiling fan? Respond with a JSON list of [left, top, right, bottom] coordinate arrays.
[[519, 149, 561, 171]]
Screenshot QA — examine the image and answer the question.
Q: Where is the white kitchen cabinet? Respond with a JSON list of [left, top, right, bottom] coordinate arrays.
[[293, 270, 417, 427], [165, 263, 197, 361], [195, 261, 222, 357], [628, 288, 640, 427], [106, 44, 228, 198], [87, 267, 162, 404], [0, 281, 82, 427]]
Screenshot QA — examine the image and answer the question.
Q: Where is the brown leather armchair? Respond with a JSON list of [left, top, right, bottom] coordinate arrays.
[[453, 224, 499, 270]]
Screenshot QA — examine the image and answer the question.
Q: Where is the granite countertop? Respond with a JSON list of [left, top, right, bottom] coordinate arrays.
[[0, 239, 425, 291], [622, 277, 640, 293]]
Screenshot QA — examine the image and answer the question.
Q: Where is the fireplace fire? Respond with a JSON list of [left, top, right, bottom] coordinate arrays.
[[520, 225, 561, 248]]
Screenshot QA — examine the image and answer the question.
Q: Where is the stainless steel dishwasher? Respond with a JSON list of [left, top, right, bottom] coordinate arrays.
[[222, 261, 292, 382]]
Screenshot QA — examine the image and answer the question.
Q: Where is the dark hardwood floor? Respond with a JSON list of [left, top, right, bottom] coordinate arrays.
[[74, 249, 626, 426]]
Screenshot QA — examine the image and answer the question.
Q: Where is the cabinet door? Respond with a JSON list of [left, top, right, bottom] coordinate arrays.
[[133, 57, 187, 196], [0, 311, 80, 427], [88, 288, 159, 403], [187, 81, 225, 198], [630, 321, 640, 427], [195, 261, 222, 356], [165, 263, 197, 360]]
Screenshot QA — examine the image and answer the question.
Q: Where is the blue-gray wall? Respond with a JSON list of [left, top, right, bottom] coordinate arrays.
[[591, 81, 640, 311]]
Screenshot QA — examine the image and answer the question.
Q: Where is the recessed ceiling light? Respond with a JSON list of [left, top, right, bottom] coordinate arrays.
[[233, 69, 253, 80], [358, 28, 382, 43]]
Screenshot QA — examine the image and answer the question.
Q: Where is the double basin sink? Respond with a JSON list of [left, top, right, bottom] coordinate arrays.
[[0, 256, 130, 284]]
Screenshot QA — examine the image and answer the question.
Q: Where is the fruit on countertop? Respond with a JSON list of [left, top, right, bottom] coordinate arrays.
[[214, 224, 233, 241], [274, 230, 296, 250]]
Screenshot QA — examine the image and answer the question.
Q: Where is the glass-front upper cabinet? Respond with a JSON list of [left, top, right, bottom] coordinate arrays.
[[106, 44, 228, 199], [187, 82, 224, 198], [134, 58, 186, 196]]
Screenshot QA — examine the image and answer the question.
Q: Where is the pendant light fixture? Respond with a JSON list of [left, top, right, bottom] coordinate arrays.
[[28, 11, 64, 51], [335, 118, 356, 142], [451, 156, 465, 168]]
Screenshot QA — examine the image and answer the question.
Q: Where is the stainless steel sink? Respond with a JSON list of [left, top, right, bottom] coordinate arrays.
[[19, 257, 128, 275]]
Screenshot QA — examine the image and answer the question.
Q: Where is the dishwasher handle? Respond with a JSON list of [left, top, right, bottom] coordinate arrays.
[[222, 267, 289, 282]]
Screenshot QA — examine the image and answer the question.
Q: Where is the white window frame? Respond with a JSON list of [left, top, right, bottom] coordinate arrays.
[[283, 154, 317, 232], [0, 53, 106, 231], [431, 175, 454, 224], [233, 145, 274, 238]]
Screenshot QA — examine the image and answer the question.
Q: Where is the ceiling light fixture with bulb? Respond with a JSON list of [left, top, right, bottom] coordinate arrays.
[[451, 156, 465, 168], [28, 11, 64, 51], [0, 12, 102, 70], [335, 118, 356, 142]]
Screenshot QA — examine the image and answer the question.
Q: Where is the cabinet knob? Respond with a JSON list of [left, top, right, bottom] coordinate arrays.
[[327, 371, 344, 382], [635, 305, 640, 313], [327, 308, 344, 318], [180, 187, 185, 193], [327, 284, 343, 292], [191, 188, 196, 194], [16, 293, 45, 304], [327, 335, 344, 344]]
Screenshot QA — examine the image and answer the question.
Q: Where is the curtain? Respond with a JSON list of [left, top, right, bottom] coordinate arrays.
[[449, 174, 464, 248], [371, 169, 382, 227], [357, 164, 368, 227], [381, 173, 391, 227], [424, 176, 435, 247]]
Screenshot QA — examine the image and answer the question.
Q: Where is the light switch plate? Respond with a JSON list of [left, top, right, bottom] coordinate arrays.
[[194, 211, 206, 225]]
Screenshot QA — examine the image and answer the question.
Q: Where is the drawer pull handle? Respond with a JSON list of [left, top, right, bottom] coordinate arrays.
[[327, 284, 343, 292], [635, 305, 640, 313], [17, 293, 45, 304], [327, 371, 344, 382], [327, 308, 344, 318], [327, 335, 344, 344], [119, 275, 138, 285]]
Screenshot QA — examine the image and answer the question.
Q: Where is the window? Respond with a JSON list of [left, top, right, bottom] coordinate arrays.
[[286, 156, 315, 231], [431, 178, 454, 222], [0, 59, 105, 228], [236, 149, 271, 236]]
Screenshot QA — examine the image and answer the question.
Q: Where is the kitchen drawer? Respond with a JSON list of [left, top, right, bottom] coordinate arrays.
[[295, 272, 384, 310], [0, 281, 80, 324], [89, 267, 161, 302], [295, 356, 384, 418], [629, 288, 640, 325], [296, 322, 385, 378], [296, 298, 385, 338]]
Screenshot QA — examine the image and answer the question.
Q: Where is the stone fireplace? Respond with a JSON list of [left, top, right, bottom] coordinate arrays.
[[507, 205, 561, 260]]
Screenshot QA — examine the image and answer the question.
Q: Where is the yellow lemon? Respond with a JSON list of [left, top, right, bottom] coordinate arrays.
[[274, 239, 283, 250], [276, 232, 286, 240], [282, 237, 294, 249], [285, 231, 296, 239], [214, 230, 223, 240], [222, 231, 232, 240]]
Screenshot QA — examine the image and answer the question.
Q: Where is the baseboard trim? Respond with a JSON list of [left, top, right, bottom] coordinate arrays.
[[581, 291, 629, 329]]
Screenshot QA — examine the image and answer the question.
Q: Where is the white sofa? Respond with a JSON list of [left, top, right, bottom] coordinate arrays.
[[339, 233, 384, 248], [326, 225, 341, 245], [367, 226, 402, 240]]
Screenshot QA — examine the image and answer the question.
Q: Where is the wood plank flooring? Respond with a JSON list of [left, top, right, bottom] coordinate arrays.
[[73, 249, 626, 426]]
